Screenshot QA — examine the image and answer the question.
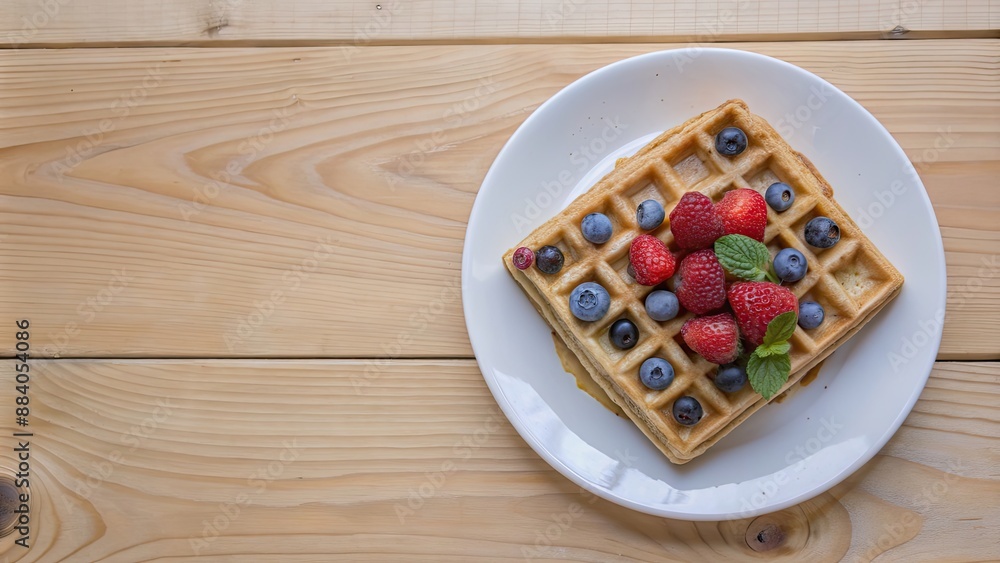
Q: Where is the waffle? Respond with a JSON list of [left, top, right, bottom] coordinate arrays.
[[503, 99, 903, 464]]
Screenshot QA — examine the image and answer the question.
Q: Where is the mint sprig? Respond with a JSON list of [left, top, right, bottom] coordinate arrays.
[[761, 311, 796, 348], [755, 341, 790, 357], [714, 234, 779, 283], [747, 352, 791, 399], [747, 311, 798, 399]]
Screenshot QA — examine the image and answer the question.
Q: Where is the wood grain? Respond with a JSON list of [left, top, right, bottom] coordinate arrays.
[[0, 359, 994, 561], [1, 41, 998, 359], [2, 0, 999, 48]]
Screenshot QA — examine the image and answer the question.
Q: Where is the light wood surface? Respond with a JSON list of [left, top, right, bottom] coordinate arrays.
[[2, 5, 999, 559], [0, 359, 995, 561], [1, 41, 998, 359], [2, 0, 999, 47]]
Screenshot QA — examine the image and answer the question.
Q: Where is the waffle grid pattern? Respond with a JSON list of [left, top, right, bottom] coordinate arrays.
[[505, 100, 903, 462]]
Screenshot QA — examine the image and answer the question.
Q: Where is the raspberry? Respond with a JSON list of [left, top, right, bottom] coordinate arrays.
[[675, 249, 727, 315], [716, 188, 767, 242], [668, 192, 724, 250], [681, 313, 741, 365], [727, 281, 799, 346], [512, 247, 534, 270], [629, 235, 676, 285]]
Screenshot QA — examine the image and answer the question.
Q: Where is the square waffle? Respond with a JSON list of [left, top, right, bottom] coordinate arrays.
[[503, 99, 903, 464]]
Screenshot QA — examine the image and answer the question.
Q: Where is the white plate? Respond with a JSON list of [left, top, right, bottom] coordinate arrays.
[[461, 48, 945, 520]]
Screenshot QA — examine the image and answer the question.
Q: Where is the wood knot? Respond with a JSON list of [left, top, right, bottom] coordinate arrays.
[[0, 478, 21, 537], [205, 19, 230, 38], [746, 516, 787, 552], [718, 496, 850, 559], [888, 25, 910, 37]]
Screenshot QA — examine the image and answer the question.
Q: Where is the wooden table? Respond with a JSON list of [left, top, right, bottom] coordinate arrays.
[[1, 1, 998, 560]]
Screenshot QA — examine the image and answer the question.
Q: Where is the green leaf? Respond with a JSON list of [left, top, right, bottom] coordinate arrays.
[[762, 311, 798, 346], [755, 341, 790, 357], [765, 263, 780, 284], [714, 234, 771, 281], [747, 351, 791, 400]]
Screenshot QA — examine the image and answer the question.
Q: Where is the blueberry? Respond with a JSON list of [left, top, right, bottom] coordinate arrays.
[[535, 245, 564, 274], [636, 200, 665, 230], [639, 357, 675, 390], [581, 212, 613, 244], [672, 396, 703, 426], [715, 127, 747, 156], [714, 364, 747, 393], [804, 217, 840, 248], [765, 182, 795, 212], [773, 248, 808, 282], [609, 319, 639, 350], [799, 301, 825, 329], [569, 282, 611, 322], [645, 290, 679, 321]]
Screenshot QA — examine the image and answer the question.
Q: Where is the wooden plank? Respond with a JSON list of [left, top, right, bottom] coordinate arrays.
[[0, 359, 994, 560], [2, 0, 999, 48], [0, 41, 997, 359]]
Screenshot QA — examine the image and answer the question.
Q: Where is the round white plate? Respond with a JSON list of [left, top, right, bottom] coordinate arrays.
[[461, 48, 945, 520]]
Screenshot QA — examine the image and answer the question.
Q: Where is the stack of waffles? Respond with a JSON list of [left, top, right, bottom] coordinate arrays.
[[503, 100, 903, 464]]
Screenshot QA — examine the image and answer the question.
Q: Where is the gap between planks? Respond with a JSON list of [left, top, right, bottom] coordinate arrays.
[[2, 29, 999, 49], [5, 356, 481, 362], [7, 357, 998, 364]]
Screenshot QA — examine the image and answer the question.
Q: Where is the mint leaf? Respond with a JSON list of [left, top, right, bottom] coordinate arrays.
[[747, 351, 791, 399], [714, 234, 772, 281], [755, 341, 790, 357], [754, 312, 796, 375], [762, 311, 798, 346]]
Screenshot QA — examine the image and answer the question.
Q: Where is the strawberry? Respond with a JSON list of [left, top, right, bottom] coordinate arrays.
[[716, 188, 767, 242], [668, 192, 724, 250], [727, 281, 799, 346], [629, 234, 676, 285], [675, 249, 726, 314], [681, 313, 741, 365]]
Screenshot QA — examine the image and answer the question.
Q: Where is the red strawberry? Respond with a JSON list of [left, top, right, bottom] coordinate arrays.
[[681, 313, 741, 365], [629, 234, 676, 285], [727, 281, 799, 346], [668, 192, 724, 250], [675, 249, 726, 314], [716, 188, 767, 242]]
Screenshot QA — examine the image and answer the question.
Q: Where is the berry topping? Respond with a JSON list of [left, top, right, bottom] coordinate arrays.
[[773, 247, 808, 283], [644, 290, 679, 322], [636, 199, 665, 230], [639, 357, 675, 390], [798, 301, 825, 329], [581, 212, 613, 244], [535, 245, 564, 274], [804, 217, 841, 248], [675, 249, 727, 315], [715, 127, 748, 156], [512, 247, 534, 270], [609, 319, 639, 350], [716, 188, 766, 242], [727, 281, 799, 346], [672, 396, 704, 426], [680, 312, 741, 365], [668, 192, 725, 250], [765, 182, 795, 212], [714, 364, 748, 393], [569, 282, 611, 322], [629, 234, 676, 286]]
